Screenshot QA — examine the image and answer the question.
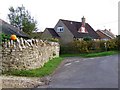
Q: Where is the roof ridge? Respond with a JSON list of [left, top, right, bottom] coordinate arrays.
[[60, 19, 89, 25], [60, 19, 81, 23]]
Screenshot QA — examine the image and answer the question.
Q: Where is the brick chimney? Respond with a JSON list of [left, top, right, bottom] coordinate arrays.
[[81, 16, 86, 27], [78, 16, 88, 33]]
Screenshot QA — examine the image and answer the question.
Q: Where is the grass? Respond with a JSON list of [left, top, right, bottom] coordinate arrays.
[[60, 51, 118, 58], [3, 57, 64, 77]]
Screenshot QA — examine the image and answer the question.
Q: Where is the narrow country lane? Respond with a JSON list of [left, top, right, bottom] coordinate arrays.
[[37, 54, 118, 88]]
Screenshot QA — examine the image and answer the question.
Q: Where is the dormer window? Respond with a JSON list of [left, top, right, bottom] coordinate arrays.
[[57, 26, 64, 32], [81, 27, 86, 33], [78, 26, 88, 33]]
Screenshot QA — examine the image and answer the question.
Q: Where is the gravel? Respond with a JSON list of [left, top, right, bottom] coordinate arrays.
[[1, 75, 45, 88]]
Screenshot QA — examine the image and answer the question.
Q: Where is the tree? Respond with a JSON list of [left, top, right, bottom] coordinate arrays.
[[8, 5, 38, 35]]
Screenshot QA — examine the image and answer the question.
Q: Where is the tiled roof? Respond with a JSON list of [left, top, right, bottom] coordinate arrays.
[[96, 29, 115, 39], [102, 29, 115, 38], [60, 19, 100, 39], [46, 28, 60, 38], [0, 19, 29, 38]]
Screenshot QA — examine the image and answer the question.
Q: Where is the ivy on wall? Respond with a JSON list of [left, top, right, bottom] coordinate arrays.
[[0, 33, 10, 45]]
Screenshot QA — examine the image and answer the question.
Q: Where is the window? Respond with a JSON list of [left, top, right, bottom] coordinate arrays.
[[57, 26, 64, 32], [78, 26, 88, 33], [81, 27, 86, 33]]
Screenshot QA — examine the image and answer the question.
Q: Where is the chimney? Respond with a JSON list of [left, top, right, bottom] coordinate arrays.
[[81, 16, 86, 27], [109, 29, 111, 32]]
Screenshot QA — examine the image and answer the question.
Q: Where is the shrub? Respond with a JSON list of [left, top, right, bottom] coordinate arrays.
[[0, 33, 10, 46], [0, 33, 10, 41], [83, 36, 92, 41], [60, 40, 92, 54], [106, 39, 118, 51], [60, 38, 119, 54]]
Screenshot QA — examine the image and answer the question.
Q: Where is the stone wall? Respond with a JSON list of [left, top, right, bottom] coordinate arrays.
[[1, 38, 59, 72]]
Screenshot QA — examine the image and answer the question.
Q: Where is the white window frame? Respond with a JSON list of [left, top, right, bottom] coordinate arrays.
[[57, 26, 64, 32]]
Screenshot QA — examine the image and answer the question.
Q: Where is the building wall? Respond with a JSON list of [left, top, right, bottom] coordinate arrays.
[[41, 29, 53, 39], [54, 20, 74, 44], [1, 38, 59, 72]]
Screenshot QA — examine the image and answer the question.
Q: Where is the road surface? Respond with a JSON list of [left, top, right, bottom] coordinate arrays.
[[37, 54, 118, 88]]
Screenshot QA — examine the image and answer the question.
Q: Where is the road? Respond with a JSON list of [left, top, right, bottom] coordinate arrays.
[[37, 55, 118, 88]]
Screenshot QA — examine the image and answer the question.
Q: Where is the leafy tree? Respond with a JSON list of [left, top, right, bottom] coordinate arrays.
[[8, 5, 38, 35]]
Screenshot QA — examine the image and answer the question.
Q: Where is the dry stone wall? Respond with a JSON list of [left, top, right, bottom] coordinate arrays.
[[1, 38, 59, 72]]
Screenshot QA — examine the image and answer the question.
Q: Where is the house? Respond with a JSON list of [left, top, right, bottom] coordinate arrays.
[[0, 19, 29, 39], [41, 28, 60, 39], [31, 31, 43, 39], [42, 17, 100, 44], [96, 29, 115, 40]]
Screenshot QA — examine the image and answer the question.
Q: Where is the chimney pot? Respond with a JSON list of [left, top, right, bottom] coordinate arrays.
[[81, 16, 86, 26]]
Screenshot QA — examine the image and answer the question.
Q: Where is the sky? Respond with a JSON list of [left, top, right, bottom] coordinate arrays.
[[0, 0, 119, 35]]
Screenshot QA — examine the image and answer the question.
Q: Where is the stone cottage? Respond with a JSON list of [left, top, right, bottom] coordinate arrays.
[[41, 17, 100, 44], [41, 28, 60, 40]]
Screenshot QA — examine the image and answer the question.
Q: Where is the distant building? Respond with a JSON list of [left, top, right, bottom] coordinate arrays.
[[42, 17, 100, 44], [96, 29, 115, 40], [31, 31, 43, 39], [41, 28, 60, 39], [0, 19, 29, 38]]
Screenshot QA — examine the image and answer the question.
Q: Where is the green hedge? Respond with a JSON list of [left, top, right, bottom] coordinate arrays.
[[60, 38, 119, 54]]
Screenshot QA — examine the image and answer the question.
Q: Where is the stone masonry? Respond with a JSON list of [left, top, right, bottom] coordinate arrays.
[[1, 38, 59, 72]]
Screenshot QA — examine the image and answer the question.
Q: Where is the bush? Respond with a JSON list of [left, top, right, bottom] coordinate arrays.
[[0, 33, 10, 46], [83, 36, 92, 41], [60, 43, 77, 54], [0, 33, 10, 41], [60, 38, 119, 54], [106, 39, 118, 51], [60, 40, 92, 54]]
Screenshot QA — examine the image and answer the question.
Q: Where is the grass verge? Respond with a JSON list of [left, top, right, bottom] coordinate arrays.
[[60, 51, 118, 58], [3, 57, 64, 77]]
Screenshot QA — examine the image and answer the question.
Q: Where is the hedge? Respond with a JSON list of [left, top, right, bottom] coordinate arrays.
[[60, 38, 119, 54]]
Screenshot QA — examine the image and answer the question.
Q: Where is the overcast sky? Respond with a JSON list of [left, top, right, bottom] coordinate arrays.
[[0, 0, 119, 35]]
